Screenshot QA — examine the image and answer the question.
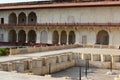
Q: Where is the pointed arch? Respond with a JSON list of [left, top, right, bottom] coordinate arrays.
[[28, 12, 37, 24], [9, 13, 17, 24], [69, 31, 75, 44], [18, 30, 26, 43], [60, 31, 67, 45], [96, 30, 109, 45], [40, 30, 48, 43], [8, 30, 17, 42], [18, 12, 26, 24], [28, 30, 36, 43], [52, 30, 59, 44]]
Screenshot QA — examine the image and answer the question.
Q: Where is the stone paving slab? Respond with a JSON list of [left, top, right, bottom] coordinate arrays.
[[0, 48, 120, 62], [17, 48, 120, 57], [0, 71, 67, 80], [0, 48, 120, 80], [52, 67, 120, 80], [0, 56, 30, 63]]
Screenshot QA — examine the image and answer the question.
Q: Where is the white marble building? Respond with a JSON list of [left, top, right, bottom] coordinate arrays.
[[0, 1, 120, 46]]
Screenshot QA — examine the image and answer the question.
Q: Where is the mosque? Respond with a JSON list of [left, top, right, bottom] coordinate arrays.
[[0, 0, 120, 46]]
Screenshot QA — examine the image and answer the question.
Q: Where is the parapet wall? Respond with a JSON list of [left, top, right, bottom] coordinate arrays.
[[9, 44, 119, 55], [74, 52, 120, 69], [1, 50, 120, 76], [0, 52, 75, 75], [9, 44, 81, 55]]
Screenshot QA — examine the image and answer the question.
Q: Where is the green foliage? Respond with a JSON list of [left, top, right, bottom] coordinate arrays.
[[0, 48, 8, 56]]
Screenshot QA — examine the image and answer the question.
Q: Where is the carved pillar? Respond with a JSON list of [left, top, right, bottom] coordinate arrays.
[[26, 15, 28, 24], [25, 30, 28, 43], [36, 30, 40, 43], [16, 14, 19, 24], [66, 31, 69, 45], [16, 31, 18, 42], [58, 31, 61, 45]]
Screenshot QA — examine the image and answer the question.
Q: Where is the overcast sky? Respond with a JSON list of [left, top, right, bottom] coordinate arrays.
[[0, 0, 47, 4]]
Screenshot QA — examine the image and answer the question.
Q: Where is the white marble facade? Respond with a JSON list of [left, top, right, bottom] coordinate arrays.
[[0, 6, 120, 45]]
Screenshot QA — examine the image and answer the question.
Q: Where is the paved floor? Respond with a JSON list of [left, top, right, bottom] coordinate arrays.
[[0, 48, 120, 80], [1, 48, 120, 62], [0, 67, 119, 80], [0, 56, 31, 63], [0, 71, 67, 80], [52, 67, 120, 80], [17, 48, 120, 57]]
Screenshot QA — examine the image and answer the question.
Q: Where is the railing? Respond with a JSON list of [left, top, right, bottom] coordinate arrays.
[[82, 44, 119, 49], [9, 44, 120, 55], [0, 23, 120, 27], [9, 44, 81, 55], [0, 42, 56, 47], [0, 42, 119, 49]]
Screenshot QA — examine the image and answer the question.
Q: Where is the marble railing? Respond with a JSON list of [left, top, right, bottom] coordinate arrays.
[[9, 44, 119, 55]]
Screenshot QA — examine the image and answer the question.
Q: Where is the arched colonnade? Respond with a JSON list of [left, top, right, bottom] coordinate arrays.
[[8, 29, 109, 45], [9, 12, 37, 24]]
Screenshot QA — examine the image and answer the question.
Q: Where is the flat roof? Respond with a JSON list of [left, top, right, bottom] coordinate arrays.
[[0, 1, 120, 10]]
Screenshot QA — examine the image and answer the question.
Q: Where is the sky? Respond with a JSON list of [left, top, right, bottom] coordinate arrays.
[[0, 0, 47, 4]]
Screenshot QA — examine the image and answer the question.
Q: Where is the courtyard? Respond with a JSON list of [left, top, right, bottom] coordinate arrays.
[[0, 66, 119, 80], [52, 67, 120, 80], [0, 48, 120, 80]]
